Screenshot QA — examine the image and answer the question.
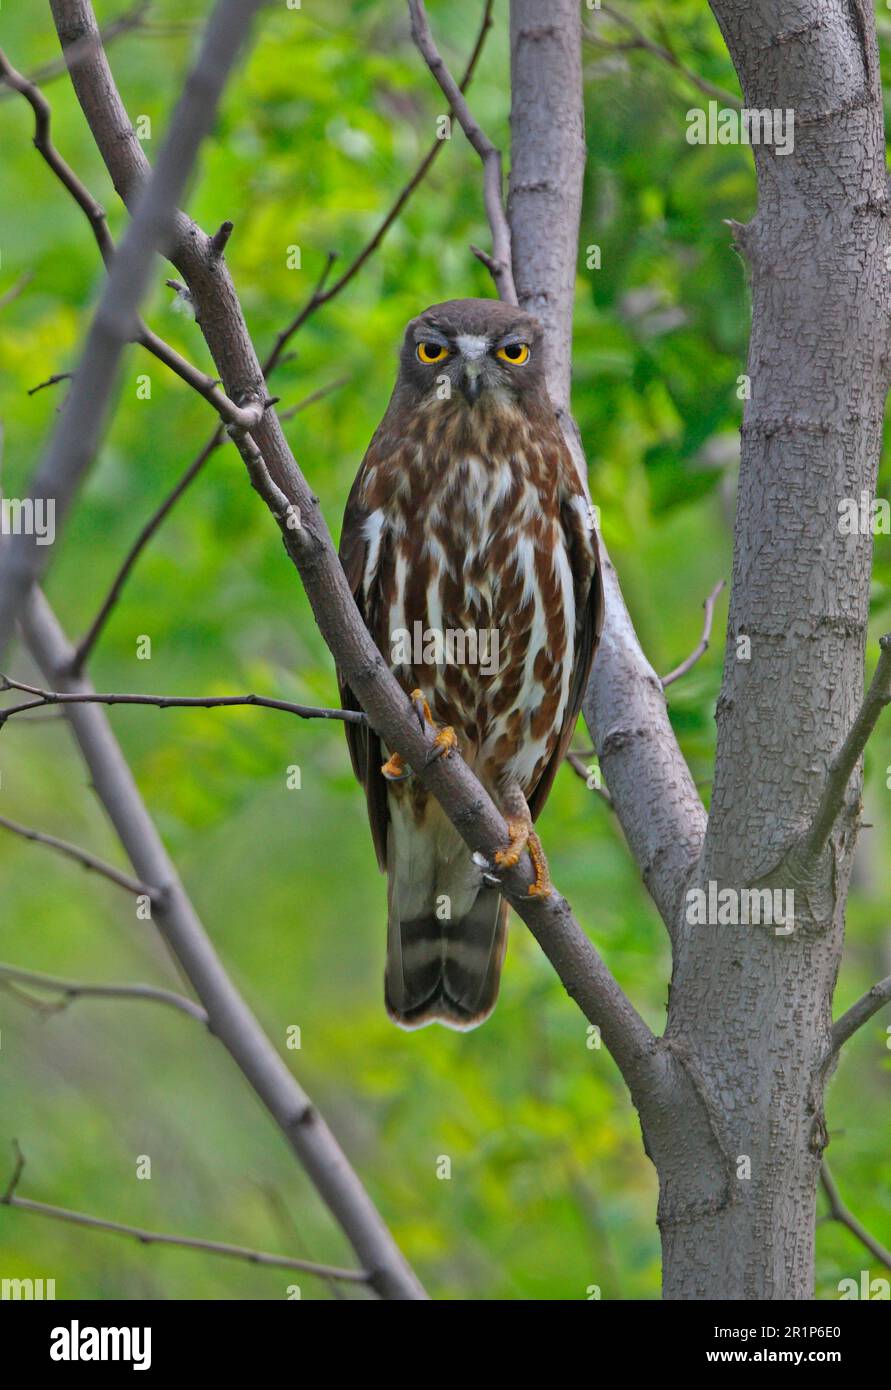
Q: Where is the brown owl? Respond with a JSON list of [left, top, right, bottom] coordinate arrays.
[[339, 299, 601, 1030]]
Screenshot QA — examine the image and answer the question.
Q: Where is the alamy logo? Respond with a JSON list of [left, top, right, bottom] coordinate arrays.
[[50, 1321, 151, 1371], [686, 100, 795, 156], [391, 622, 501, 676], [686, 881, 795, 933], [0, 496, 55, 545], [1, 1276, 55, 1299]]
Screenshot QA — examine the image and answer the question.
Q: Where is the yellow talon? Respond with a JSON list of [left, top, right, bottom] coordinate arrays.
[[494, 818, 552, 898]]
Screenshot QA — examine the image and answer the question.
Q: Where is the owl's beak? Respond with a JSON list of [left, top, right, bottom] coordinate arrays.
[[460, 365, 483, 406]]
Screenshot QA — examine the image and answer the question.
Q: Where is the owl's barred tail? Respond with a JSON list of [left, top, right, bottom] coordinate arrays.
[[385, 887, 509, 1031]]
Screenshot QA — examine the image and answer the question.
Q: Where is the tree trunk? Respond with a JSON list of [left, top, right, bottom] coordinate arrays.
[[661, 0, 888, 1297], [512, 0, 888, 1298]]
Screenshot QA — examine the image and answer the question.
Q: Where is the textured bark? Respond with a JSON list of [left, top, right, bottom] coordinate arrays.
[[661, 0, 888, 1298]]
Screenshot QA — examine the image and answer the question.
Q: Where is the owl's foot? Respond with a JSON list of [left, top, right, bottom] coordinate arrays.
[[494, 818, 553, 898], [525, 830, 553, 899], [409, 689, 458, 766], [381, 750, 412, 782]]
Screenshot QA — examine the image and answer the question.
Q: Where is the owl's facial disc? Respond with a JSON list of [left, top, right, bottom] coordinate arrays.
[[409, 316, 534, 409]]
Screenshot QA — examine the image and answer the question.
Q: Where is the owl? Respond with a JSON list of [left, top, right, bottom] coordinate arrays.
[[339, 299, 601, 1030]]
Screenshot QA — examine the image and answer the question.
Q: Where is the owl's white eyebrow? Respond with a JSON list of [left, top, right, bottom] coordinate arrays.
[[455, 334, 490, 360]]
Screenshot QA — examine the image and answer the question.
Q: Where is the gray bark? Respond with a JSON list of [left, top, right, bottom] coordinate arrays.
[[510, 0, 888, 1298], [662, 0, 888, 1297]]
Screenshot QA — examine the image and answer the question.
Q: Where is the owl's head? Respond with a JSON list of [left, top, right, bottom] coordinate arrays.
[[397, 298, 546, 410]]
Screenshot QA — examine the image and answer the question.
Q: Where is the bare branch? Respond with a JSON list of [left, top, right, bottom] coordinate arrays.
[[407, 0, 517, 303], [0, 271, 35, 311], [262, 0, 494, 377], [820, 1161, 891, 1271], [830, 974, 891, 1055], [0, 812, 155, 898], [70, 429, 222, 672], [0, 1, 152, 100], [0, 48, 265, 432], [0, 0, 268, 661], [0, 673, 366, 727], [798, 634, 891, 867], [64, 5, 493, 673], [584, 5, 742, 109], [2, 1145, 369, 1286], [661, 579, 726, 688], [0, 963, 207, 1026], [27, 371, 73, 398], [20, 588, 426, 1300], [42, 1, 660, 1100]]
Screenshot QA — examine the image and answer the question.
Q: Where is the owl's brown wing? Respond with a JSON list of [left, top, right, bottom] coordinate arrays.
[[527, 494, 603, 822], [338, 465, 389, 871]]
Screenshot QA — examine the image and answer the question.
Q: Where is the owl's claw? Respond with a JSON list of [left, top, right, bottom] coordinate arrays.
[[425, 723, 458, 766], [494, 818, 553, 898], [408, 688, 459, 766], [381, 751, 413, 782]]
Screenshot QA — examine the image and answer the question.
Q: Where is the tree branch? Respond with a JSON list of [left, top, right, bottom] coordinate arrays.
[[0, 1, 152, 100], [0, 271, 35, 311], [407, 0, 517, 303], [584, 5, 742, 109], [19, 587, 426, 1300], [0, 0, 267, 662], [0, 47, 264, 430], [44, 0, 661, 1103], [2, 1144, 370, 1286], [820, 1161, 891, 1271], [65, 3, 494, 674], [829, 973, 891, 1055], [798, 634, 891, 868], [0, 673, 366, 727], [661, 579, 726, 688], [0, 811, 155, 898], [0, 963, 207, 1026]]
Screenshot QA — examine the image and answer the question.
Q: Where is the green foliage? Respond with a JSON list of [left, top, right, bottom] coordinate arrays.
[[0, 0, 887, 1300]]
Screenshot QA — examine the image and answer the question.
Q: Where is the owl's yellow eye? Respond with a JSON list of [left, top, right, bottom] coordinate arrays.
[[495, 342, 530, 365], [417, 342, 449, 364]]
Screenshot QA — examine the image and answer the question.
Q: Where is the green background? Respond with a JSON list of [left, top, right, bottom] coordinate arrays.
[[0, 0, 887, 1299]]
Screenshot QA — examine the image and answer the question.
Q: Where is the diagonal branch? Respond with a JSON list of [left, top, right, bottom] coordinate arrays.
[[66, 3, 494, 675], [0, 673, 366, 727], [45, 0, 663, 1104], [0, 0, 267, 662], [829, 973, 891, 1056], [2, 1144, 369, 1286], [661, 579, 726, 688], [0, 963, 207, 1026], [584, 5, 742, 109], [0, 812, 155, 898], [820, 1161, 891, 1271], [798, 634, 891, 869], [19, 587, 426, 1300], [407, 0, 517, 303]]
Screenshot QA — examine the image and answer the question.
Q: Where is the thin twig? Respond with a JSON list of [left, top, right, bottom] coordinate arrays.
[[829, 974, 891, 1055], [584, 5, 742, 108], [0, 1, 152, 100], [565, 750, 613, 806], [0, 49, 264, 432], [799, 634, 891, 865], [661, 579, 726, 688], [0, 271, 35, 310], [0, 963, 207, 1026], [27, 372, 72, 398], [263, 0, 494, 379], [1, 1144, 369, 1285], [0, 674, 367, 727], [820, 1161, 891, 1271], [278, 375, 350, 423], [407, 0, 517, 303], [68, 3, 493, 674], [0, 812, 156, 898]]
